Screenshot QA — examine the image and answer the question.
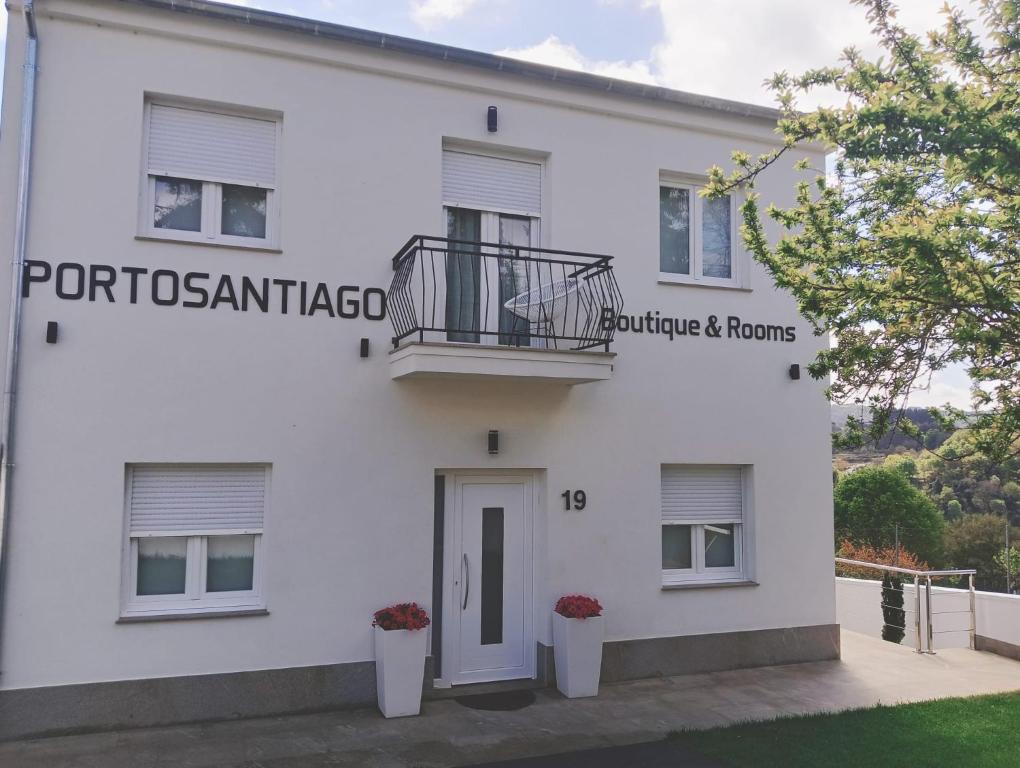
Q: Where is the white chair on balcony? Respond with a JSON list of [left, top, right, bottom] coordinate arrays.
[[503, 277, 580, 348]]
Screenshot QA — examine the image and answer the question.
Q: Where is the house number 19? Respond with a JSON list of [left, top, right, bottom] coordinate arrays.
[[562, 490, 587, 510]]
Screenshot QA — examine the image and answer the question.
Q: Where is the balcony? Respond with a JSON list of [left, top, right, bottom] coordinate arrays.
[[387, 236, 623, 384]]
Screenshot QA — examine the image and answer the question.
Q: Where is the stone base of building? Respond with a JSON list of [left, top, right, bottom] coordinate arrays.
[[0, 624, 839, 741]]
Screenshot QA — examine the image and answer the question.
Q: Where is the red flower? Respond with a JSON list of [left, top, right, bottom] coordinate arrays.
[[372, 602, 431, 631], [554, 594, 603, 619]]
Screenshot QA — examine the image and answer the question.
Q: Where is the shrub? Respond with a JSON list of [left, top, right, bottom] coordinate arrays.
[[881, 573, 906, 644], [834, 466, 945, 564], [372, 603, 431, 631], [554, 595, 603, 619], [836, 540, 928, 579], [944, 514, 1020, 592]]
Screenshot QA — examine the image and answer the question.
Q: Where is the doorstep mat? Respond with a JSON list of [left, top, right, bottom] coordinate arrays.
[[454, 690, 537, 712]]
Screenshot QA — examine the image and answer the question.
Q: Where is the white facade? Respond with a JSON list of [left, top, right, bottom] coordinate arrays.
[[0, 0, 835, 713]]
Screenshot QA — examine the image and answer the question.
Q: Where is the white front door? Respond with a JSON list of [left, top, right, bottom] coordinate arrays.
[[446, 474, 534, 685]]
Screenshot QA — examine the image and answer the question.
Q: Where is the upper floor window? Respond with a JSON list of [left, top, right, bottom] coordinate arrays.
[[659, 181, 741, 288], [141, 102, 280, 249], [122, 464, 269, 618]]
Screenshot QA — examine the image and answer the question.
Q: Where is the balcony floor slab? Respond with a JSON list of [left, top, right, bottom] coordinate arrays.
[[389, 342, 616, 384]]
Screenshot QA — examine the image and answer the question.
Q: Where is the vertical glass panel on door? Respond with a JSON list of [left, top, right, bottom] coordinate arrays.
[[446, 208, 482, 343], [498, 215, 532, 347], [206, 534, 255, 592], [662, 524, 693, 569], [704, 524, 736, 568], [137, 537, 188, 595], [221, 185, 267, 238], [154, 177, 202, 232], [480, 507, 505, 645], [659, 187, 691, 274], [702, 195, 732, 278]]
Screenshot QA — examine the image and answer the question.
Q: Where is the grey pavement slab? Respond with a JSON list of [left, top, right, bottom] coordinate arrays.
[[2, 631, 1020, 768]]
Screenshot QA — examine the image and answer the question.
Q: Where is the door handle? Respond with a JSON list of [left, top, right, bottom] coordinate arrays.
[[462, 553, 470, 610]]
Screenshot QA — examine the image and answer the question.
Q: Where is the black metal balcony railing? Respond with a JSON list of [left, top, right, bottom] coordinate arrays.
[[388, 236, 624, 352]]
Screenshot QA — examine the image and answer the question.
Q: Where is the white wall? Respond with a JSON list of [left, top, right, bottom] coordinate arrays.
[[0, 0, 835, 689], [835, 577, 1020, 652]]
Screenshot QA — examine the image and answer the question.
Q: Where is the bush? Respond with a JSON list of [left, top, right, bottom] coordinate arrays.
[[836, 540, 928, 578], [881, 574, 906, 644], [944, 514, 1020, 592], [834, 467, 945, 564], [945, 499, 963, 520], [883, 454, 918, 480]]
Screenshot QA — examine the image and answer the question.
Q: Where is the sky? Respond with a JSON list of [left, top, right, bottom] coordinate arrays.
[[0, 0, 976, 407]]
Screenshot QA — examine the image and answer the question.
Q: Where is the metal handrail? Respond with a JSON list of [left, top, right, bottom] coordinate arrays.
[[835, 558, 977, 654], [835, 558, 976, 578], [387, 235, 624, 352]]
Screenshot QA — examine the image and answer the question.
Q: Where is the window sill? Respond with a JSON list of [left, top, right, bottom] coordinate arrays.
[[135, 235, 282, 254], [661, 579, 758, 591], [658, 274, 751, 292], [117, 608, 269, 623]]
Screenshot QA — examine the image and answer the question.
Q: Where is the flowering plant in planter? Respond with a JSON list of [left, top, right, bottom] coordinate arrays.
[[554, 594, 603, 619], [372, 603, 430, 718], [552, 594, 604, 698], [372, 602, 431, 631]]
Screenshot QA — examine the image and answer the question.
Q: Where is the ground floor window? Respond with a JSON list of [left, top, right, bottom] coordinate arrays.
[[122, 464, 268, 617], [661, 465, 747, 585]]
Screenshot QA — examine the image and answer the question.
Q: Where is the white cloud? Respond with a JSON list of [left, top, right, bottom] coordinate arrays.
[[411, 0, 480, 28], [495, 35, 656, 85], [647, 0, 948, 108], [494, 1, 953, 109], [906, 362, 974, 410]]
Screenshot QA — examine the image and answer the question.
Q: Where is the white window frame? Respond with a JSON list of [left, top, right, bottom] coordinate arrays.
[[120, 465, 269, 619], [658, 177, 746, 289], [661, 521, 744, 585], [661, 464, 751, 586], [139, 100, 281, 250]]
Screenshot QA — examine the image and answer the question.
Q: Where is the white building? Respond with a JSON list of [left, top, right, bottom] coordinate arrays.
[[0, 0, 836, 738]]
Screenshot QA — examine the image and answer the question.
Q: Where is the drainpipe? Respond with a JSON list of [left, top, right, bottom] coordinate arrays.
[[0, 0, 39, 673]]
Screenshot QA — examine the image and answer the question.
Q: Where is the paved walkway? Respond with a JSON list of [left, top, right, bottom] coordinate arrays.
[[3, 631, 1020, 768]]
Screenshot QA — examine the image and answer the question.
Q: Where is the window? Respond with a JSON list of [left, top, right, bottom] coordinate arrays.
[[659, 181, 740, 287], [122, 464, 268, 617], [661, 465, 747, 585], [142, 102, 279, 248]]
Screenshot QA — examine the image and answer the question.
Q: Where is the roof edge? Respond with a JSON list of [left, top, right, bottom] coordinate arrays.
[[107, 0, 783, 123]]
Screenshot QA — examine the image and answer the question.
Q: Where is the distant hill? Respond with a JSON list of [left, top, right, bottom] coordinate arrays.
[[830, 405, 954, 453]]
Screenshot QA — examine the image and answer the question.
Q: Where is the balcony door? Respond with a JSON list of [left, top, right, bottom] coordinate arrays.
[[444, 474, 535, 685], [445, 208, 540, 346], [441, 149, 543, 347]]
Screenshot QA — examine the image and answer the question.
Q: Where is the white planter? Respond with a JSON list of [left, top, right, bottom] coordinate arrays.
[[373, 625, 428, 718], [552, 612, 604, 698]]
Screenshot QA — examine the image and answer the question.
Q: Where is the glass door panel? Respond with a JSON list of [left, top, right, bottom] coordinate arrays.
[[446, 208, 481, 343]]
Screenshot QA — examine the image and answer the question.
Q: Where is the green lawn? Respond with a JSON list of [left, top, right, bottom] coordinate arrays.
[[672, 693, 1020, 768]]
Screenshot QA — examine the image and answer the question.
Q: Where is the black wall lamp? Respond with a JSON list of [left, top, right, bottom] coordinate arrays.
[[788, 364, 801, 380], [488, 430, 499, 454], [360, 338, 370, 358], [487, 106, 498, 133], [45, 321, 58, 344]]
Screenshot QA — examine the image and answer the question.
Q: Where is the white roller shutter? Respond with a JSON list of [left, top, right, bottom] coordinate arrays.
[[147, 104, 277, 187], [661, 466, 743, 523], [442, 150, 541, 216], [129, 465, 267, 535]]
